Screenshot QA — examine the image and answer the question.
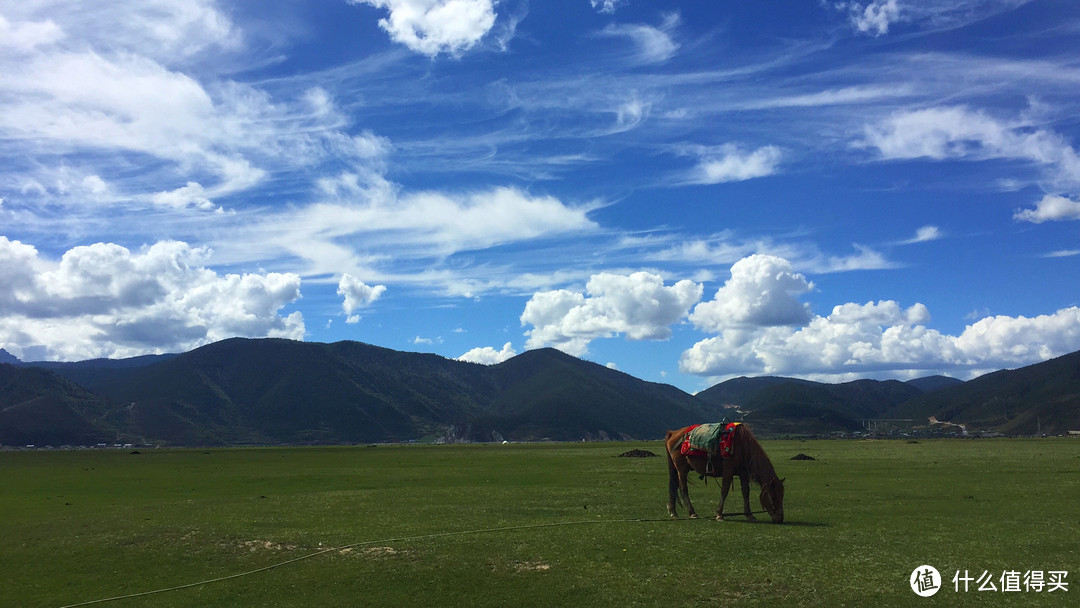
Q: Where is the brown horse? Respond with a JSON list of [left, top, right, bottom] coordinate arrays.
[[664, 423, 785, 523]]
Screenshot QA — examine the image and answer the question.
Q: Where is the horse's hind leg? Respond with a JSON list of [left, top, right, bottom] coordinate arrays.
[[674, 458, 698, 519], [666, 450, 680, 518], [665, 457, 699, 518]]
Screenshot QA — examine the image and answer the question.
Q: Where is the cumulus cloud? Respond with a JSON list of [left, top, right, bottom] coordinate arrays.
[[337, 274, 387, 323], [679, 254, 1080, 378], [521, 271, 703, 355], [458, 341, 517, 364], [860, 106, 1080, 187], [1013, 194, 1080, 223], [954, 308, 1080, 365], [350, 0, 497, 57], [0, 237, 303, 361], [684, 145, 782, 185], [844, 1, 902, 36], [681, 299, 954, 377], [688, 254, 813, 332]]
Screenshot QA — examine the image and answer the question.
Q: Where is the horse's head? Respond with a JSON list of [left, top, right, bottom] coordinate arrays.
[[759, 477, 785, 523]]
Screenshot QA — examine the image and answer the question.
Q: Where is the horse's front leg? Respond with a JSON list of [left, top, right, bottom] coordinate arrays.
[[716, 465, 732, 521], [740, 473, 757, 522]]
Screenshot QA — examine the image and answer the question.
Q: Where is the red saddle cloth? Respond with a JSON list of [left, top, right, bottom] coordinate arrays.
[[680, 422, 739, 459]]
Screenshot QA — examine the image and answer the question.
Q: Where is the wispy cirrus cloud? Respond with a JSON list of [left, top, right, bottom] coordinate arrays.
[[596, 13, 680, 65]]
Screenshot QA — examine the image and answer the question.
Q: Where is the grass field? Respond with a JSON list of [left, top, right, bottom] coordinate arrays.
[[2, 438, 1078, 607]]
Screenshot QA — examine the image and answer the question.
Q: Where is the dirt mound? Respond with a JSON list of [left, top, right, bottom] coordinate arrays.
[[619, 449, 658, 458], [791, 453, 815, 460]]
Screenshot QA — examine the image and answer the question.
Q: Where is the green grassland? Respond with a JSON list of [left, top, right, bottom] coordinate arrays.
[[2, 438, 1078, 607]]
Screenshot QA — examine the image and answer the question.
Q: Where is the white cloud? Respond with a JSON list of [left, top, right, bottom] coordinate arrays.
[[954, 308, 1080, 367], [613, 97, 650, 132], [684, 145, 782, 185], [689, 254, 813, 333], [458, 341, 517, 364], [0, 6, 383, 215], [860, 106, 1080, 187], [679, 254, 1080, 378], [2, 1, 236, 59], [590, 0, 627, 14], [804, 244, 894, 274], [337, 274, 387, 323], [902, 225, 943, 244], [521, 271, 703, 355], [0, 237, 303, 361], [1014, 194, 1080, 223], [151, 181, 218, 211], [270, 186, 598, 279], [847, 1, 902, 36], [350, 0, 497, 57], [1045, 249, 1080, 258], [0, 14, 64, 51], [683, 299, 956, 377], [597, 14, 680, 65], [834, 1, 1032, 37]]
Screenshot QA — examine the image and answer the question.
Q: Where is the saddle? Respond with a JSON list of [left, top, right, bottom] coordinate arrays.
[[680, 422, 740, 460]]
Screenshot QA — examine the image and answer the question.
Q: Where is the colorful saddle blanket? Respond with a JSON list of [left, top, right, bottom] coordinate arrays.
[[680, 422, 740, 459]]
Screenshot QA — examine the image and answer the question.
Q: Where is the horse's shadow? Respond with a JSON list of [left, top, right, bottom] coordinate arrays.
[[685, 517, 830, 528]]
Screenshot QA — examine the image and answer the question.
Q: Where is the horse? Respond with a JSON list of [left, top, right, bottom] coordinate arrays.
[[664, 423, 785, 523]]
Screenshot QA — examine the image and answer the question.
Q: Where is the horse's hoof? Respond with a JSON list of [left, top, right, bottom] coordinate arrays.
[[715, 515, 724, 522], [689, 513, 699, 519], [747, 515, 758, 522]]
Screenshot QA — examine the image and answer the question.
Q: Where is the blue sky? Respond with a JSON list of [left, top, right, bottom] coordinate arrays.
[[2, 0, 1079, 393]]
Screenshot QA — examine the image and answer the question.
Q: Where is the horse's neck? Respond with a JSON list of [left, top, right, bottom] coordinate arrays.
[[744, 438, 776, 485], [754, 456, 776, 485]]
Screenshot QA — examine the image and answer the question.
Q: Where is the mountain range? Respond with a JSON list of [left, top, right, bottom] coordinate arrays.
[[2, 339, 1078, 446]]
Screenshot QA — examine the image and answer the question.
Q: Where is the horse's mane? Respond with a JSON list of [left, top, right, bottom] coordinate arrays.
[[735, 424, 777, 486]]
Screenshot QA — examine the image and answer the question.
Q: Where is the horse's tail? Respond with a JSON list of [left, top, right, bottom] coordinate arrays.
[[664, 430, 683, 508]]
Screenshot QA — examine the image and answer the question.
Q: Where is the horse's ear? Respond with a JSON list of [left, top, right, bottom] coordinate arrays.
[[780, 477, 786, 484]]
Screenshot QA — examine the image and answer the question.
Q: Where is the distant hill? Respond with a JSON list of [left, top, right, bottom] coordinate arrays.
[[889, 351, 1080, 435], [0, 365, 120, 445], [905, 375, 964, 393], [740, 378, 923, 435], [695, 376, 815, 408], [3, 339, 1079, 445], [27, 354, 176, 391], [3, 338, 711, 446], [478, 347, 709, 441]]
